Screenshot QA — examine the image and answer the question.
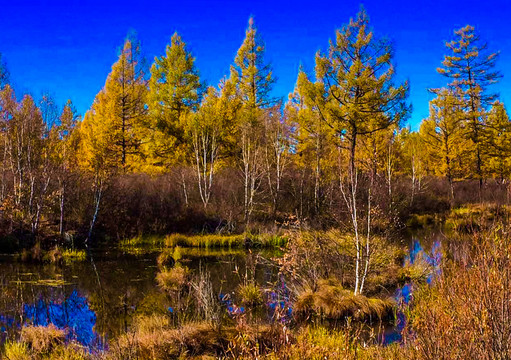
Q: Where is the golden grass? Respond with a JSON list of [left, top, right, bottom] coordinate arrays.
[[294, 279, 395, 321], [237, 282, 264, 307], [3, 341, 30, 360], [20, 324, 66, 354], [268, 326, 410, 360], [164, 233, 245, 248], [156, 266, 189, 292], [163, 233, 288, 249], [107, 320, 230, 360]]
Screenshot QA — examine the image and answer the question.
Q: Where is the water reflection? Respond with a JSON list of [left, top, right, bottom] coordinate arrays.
[[386, 237, 442, 344], [24, 290, 103, 350], [0, 247, 280, 350]]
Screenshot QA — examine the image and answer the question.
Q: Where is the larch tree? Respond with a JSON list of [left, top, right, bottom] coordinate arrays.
[[0, 53, 9, 88], [147, 33, 203, 205], [419, 89, 468, 205], [436, 25, 501, 194], [147, 33, 203, 168], [78, 109, 114, 244], [288, 69, 336, 217], [485, 101, 511, 184], [230, 17, 276, 227], [93, 35, 148, 173], [301, 8, 409, 295], [77, 35, 147, 241]]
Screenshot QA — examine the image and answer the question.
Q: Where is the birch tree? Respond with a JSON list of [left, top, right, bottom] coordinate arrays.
[[230, 17, 276, 227], [298, 8, 409, 294]]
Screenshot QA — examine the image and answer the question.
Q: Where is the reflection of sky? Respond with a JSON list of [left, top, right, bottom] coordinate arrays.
[[386, 239, 442, 345], [22, 290, 103, 351]]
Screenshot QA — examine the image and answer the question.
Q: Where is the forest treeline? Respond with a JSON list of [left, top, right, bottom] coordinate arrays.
[[0, 9, 508, 247]]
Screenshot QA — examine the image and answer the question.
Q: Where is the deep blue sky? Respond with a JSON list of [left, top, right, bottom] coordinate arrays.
[[1, 0, 510, 130]]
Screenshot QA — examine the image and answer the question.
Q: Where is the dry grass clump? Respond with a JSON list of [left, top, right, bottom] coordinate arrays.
[[4, 326, 88, 360], [398, 255, 433, 284], [21, 324, 66, 354], [156, 266, 190, 292], [226, 323, 291, 358], [107, 318, 230, 360], [294, 279, 395, 322]]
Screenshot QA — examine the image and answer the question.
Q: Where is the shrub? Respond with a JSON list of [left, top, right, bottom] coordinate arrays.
[[408, 228, 511, 359]]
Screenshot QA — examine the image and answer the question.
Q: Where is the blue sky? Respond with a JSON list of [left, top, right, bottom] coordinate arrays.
[[1, 0, 510, 130]]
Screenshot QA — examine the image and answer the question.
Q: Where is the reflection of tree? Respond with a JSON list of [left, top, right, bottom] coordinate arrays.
[[24, 290, 102, 348]]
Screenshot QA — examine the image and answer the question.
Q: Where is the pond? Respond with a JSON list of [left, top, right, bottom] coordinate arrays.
[[0, 228, 445, 351], [0, 246, 282, 351]]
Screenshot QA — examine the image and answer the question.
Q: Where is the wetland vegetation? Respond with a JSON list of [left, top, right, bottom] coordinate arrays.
[[1, 4, 510, 359]]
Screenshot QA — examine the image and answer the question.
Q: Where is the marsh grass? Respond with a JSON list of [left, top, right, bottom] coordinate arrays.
[[20, 324, 66, 354], [294, 279, 395, 322], [45, 246, 86, 264], [405, 213, 439, 228], [445, 203, 510, 233], [19, 245, 86, 264], [3, 341, 30, 360], [156, 266, 190, 293], [270, 326, 409, 360], [119, 234, 164, 247], [164, 233, 288, 249], [237, 282, 264, 307]]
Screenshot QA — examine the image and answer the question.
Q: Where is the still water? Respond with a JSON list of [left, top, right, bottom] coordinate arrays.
[[0, 228, 444, 351], [0, 247, 281, 350]]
